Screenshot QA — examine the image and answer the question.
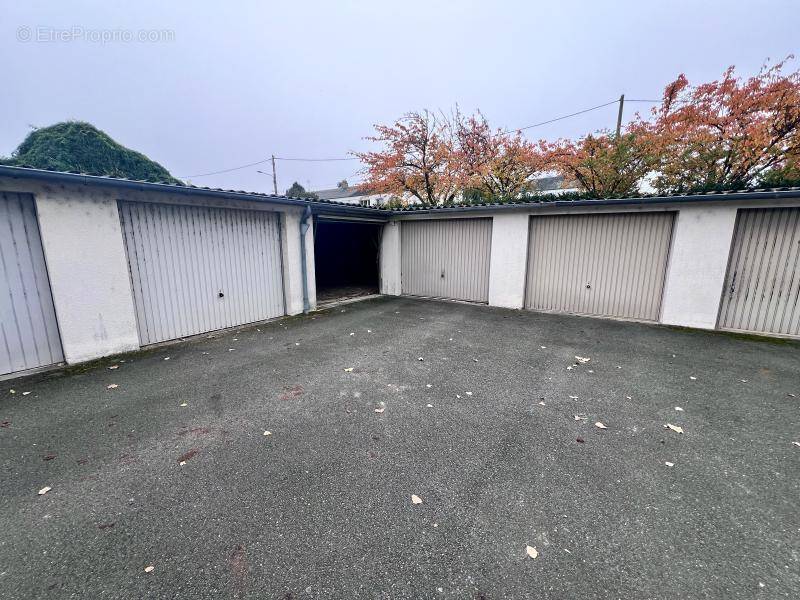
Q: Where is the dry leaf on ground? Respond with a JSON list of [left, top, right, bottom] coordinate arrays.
[[665, 461, 675, 467], [664, 423, 684, 434], [144, 565, 154, 573], [343, 367, 354, 372], [411, 494, 423, 504], [106, 384, 118, 390], [374, 407, 385, 413], [526, 545, 538, 559], [575, 356, 590, 364], [595, 422, 607, 429], [38, 486, 51, 495], [263, 430, 272, 436], [108, 365, 119, 370]]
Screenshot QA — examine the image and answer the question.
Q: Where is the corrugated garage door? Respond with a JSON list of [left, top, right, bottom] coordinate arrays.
[[401, 219, 492, 302], [120, 202, 285, 345], [0, 192, 63, 376], [525, 212, 674, 321], [718, 207, 800, 337]]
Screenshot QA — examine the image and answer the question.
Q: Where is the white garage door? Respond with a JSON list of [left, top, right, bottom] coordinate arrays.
[[120, 202, 285, 345], [718, 207, 800, 337], [525, 212, 675, 321], [0, 192, 63, 376], [401, 219, 492, 303]]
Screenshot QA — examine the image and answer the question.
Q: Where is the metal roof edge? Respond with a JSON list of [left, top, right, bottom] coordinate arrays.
[[0, 165, 391, 219], [388, 189, 800, 216]]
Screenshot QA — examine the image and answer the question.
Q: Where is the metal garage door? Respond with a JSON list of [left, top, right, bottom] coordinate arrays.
[[0, 192, 63, 376], [718, 208, 800, 337], [119, 202, 285, 345], [401, 219, 492, 302], [525, 212, 674, 321]]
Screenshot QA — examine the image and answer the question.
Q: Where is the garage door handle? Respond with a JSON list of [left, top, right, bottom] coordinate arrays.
[[441, 269, 445, 279], [218, 291, 225, 298]]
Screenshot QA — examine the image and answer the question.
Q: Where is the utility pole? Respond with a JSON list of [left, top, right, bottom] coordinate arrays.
[[616, 94, 625, 138], [271, 155, 278, 195]]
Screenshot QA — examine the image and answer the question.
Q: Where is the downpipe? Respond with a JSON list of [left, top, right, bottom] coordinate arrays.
[[299, 205, 312, 314]]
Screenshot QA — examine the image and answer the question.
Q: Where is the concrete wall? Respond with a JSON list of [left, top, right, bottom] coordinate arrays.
[[32, 184, 140, 363], [660, 205, 738, 329], [380, 221, 402, 295], [280, 210, 317, 315], [487, 213, 529, 309]]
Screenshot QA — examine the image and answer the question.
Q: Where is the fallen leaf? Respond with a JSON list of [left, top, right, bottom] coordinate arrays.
[[540, 346, 546, 349], [426, 404, 433, 408], [573, 414, 585, 421], [538, 401, 546, 406], [9, 389, 15, 394], [576, 437, 585, 443], [106, 384, 118, 390], [574, 356, 590, 364], [22, 391, 31, 396], [569, 395, 578, 400], [625, 396, 632, 400], [164, 357, 170, 361], [263, 430, 272, 436], [38, 486, 51, 495], [566, 366, 574, 371], [144, 565, 155, 573], [426, 384, 432, 388], [664, 423, 684, 434], [411, 494, 423, 504], [179, 461, 187, 466], [177, 449, 199, 463], [179, 402, 187, 407], [374, 407, 385, 413], [740, 379, 748, 383], [526, 545, 539, 559], [465, 391, 473, 396], [349, 332, 355, 336], [594, 422, 607, 429], [343, 367, 354, 372], [665, 461, 675, 467], [108, 365, 119, 370], [456, 394, 462, 399], [689, 376, 697, 381], [675, 406, 684, 412]]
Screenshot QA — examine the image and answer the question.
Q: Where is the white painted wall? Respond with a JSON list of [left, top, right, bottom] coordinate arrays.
[[33, 186, 140, 363], [488, 213, 529, 309], [660, 205, 739, 329], [379, 221, 401, 295], [280, 210, 317, 315]]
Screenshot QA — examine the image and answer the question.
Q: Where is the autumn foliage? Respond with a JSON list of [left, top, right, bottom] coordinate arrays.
[[358, 59, 800, 205]]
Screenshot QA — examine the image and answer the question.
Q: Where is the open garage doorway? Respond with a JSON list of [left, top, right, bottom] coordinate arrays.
[[314, 219, 382, 307]]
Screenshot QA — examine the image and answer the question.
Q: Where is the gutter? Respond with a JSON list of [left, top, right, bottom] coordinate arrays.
[[299, 205, 312, 314]]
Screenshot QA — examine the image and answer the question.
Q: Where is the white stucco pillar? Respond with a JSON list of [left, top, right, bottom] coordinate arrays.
[[35, 190, 140, 364], [280, 209, 316, 315], [660, 205, 738, 329], [379, 221, 401, 295], [488, 213, 530, 309]]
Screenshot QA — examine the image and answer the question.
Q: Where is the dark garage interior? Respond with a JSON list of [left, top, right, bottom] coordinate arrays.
[[314, 219, 382, 305]]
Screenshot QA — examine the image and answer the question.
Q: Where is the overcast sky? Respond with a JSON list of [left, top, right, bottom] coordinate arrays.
[[2, 1, 797, 194]]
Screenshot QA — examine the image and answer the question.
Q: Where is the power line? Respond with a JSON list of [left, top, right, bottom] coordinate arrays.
[[274, 156, 358, 162], [508, 99, 620, 133], [184, 157, 272, 178], [183, 97, 657, 179]]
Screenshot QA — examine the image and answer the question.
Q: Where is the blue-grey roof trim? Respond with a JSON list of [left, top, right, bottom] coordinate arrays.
[[2, 165, 798, 219], [0, 165, 390, 219], [390, 188, 800, 215]]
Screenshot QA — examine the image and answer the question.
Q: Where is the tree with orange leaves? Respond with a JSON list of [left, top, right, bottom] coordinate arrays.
[[455, 111, 549, 200], [651, 59, 800, 193], [355, 110, 463, 206], [546, 122, 657, 197]]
